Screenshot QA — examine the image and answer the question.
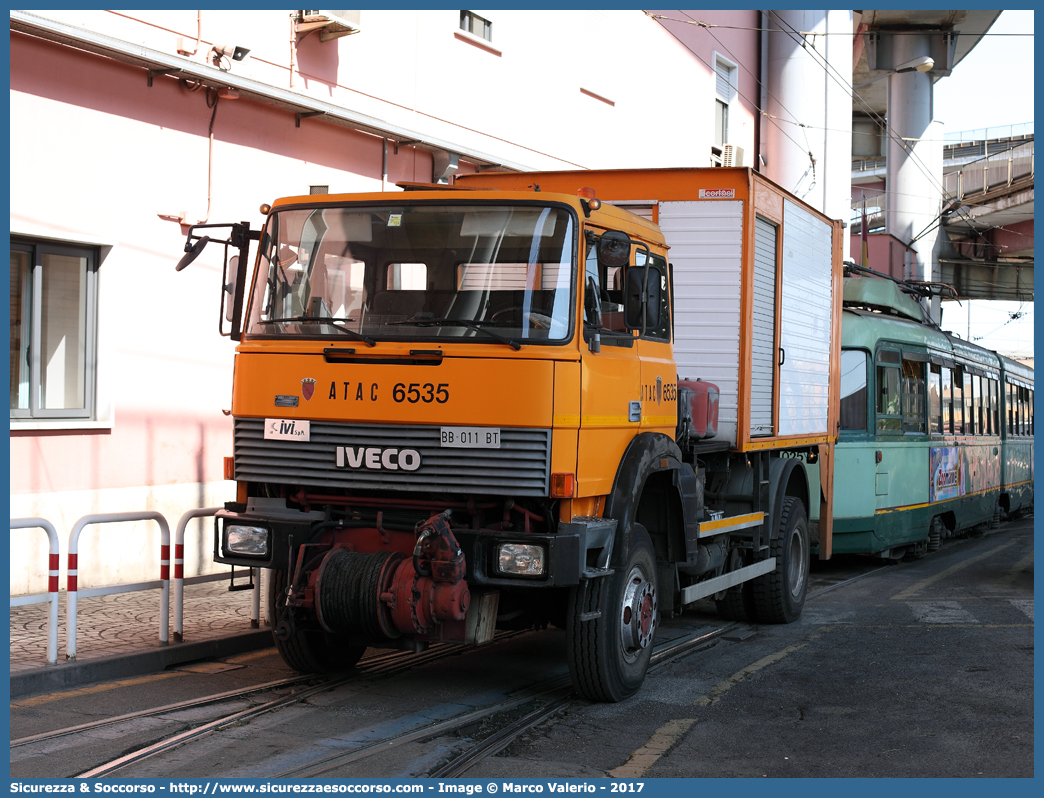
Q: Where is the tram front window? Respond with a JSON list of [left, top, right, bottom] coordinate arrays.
[[840, 350, 868, 431]]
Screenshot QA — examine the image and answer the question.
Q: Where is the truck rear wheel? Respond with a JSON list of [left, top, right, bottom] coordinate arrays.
[[715, 548, 756, 621], [567, 525, 657, 702], [268, 567, 367, 673], [750, 497, 809, 624]]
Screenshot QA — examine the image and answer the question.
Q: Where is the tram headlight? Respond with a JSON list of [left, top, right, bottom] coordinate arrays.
[[223, 524, 269, 557], [496, 543, 546, 576]]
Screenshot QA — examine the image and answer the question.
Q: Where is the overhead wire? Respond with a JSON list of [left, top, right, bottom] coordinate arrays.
[[644, 17, 1031, 37], [658, 11, 818, 184], [767, 11, 951, 202]]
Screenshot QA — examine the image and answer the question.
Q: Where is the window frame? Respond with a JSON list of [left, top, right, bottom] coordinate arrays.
[[711, 52, 738, 165], [460, 10, 492, 42], [874, 348, 902, 433], [10, 238, 98, 422], [839, 348, 870, 433], [901, 356, 927, 435]]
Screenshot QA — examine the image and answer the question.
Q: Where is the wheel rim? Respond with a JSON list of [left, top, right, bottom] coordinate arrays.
[[787, 526, 807, 599], [619, 565, 656, 659]]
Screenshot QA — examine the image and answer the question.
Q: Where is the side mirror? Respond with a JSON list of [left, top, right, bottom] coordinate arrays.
[[625, 266, 661, 333], [225, 255, 239, 322], [176, 236, 210, 271], [645, 271, 661, 330], [625, 267, 644, 330], [597, 231, 631, 268]]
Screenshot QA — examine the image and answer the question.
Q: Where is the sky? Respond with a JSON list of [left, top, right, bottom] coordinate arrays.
[[932, 8, 1034, 361]]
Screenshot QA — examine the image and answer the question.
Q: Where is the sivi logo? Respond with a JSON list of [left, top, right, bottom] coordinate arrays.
[[336, 446, 422, 472]]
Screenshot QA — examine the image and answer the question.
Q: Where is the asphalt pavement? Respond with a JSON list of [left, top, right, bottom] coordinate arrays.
[[470, 514, 1035, 778]]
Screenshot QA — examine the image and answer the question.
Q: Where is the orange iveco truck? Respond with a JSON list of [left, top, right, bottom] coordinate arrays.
[[177, 167, 842, 701]]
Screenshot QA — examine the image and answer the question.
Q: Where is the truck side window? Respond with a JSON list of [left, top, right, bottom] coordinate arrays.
[[584, 237, 631, 342], [634, 251, 671, 341]]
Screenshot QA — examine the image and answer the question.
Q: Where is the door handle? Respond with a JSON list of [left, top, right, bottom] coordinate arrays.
[[778, 347, 786, 367]]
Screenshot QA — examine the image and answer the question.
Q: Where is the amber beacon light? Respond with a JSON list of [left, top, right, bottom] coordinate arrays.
[[577, 187, 601, 211]]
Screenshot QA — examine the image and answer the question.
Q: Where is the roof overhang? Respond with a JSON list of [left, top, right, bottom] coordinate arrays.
[[9, 9, 532, 173]]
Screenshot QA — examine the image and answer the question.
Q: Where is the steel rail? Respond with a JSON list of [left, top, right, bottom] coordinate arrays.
[[65, 632, 528, 777], [12, 644, 450, 749], [285, 623, 742, 778], [424, 568, 895, 778], [11, 674, 316, 748], [66, 568, 885, 778]]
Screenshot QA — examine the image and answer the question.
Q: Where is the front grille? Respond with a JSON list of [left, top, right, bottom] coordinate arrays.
[[234, 419, 551, 496]]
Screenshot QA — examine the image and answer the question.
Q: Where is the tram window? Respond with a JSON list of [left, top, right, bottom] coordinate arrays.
[[941, 367, 953, 433], [963, 371, 973, 435], [928, 365, 942, 434], [1020, 387, 1028, 435], [840, 350, 868, 431], [974, 376, 984, 435], [1008, 383, 1015, 434], [953, 368, 964, 434], [876, 365, 901, 432], [990, 379, 999, 435], [902, 359, 926, 434], [1030, 389, 1034, 435], [983, 378, 992, 435]]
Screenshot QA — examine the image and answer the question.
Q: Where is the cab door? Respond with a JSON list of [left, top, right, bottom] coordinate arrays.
[[577, 228, 641, 497], [634, 251, 677, 437]]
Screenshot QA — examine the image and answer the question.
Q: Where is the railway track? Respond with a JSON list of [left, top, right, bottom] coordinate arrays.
[[14, 567, 886, 779], [423, 568, 890, 778]]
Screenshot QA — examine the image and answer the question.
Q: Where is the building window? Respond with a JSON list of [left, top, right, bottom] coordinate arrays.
[[460, 10, 492, 41], [10, 240, 97, 420], [711, 56, 736, 166]]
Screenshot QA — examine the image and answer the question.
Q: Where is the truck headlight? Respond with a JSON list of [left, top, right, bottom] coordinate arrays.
[[497, 543, 546, 576], [224, 525, 269, 557]]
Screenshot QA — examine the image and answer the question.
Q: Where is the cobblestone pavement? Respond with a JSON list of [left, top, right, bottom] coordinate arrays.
[[10, 578, 268, 674]]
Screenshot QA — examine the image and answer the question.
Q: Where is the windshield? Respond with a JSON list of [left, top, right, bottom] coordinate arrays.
[[245, 203, 576, 345]]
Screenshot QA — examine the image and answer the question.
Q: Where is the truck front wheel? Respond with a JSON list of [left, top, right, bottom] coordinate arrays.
[[268, 567, 367, 673], [567, 525, 658, 702], [751, 497, 809, 623]]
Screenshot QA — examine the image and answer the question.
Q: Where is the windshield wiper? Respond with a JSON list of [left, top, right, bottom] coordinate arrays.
[[263, 316, 376, 347], [392, 317, 522, 351]]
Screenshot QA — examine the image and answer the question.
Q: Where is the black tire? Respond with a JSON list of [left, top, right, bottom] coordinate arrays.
[[714, 548, 757, 621], [715, 582, 757, 622], [751, 497, 809, 624], [566, 525, 658, 702], [927, 516, 944, 552], [268, 567, 367, 674]]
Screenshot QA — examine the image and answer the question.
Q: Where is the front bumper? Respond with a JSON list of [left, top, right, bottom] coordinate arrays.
[[214, 505, 583, 587]]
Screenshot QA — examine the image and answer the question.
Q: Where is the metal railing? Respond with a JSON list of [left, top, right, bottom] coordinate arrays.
[[943, 140, 1034, 201], [66, 512, 172, 660], [12, 507, 264, 664], [944, 122, 1034, 144], [172, 508, 262, 642], [9, 518, 61, 665]]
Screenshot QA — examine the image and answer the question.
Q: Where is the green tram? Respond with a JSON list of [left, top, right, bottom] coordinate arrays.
[[811, 275, 1033, 559]]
